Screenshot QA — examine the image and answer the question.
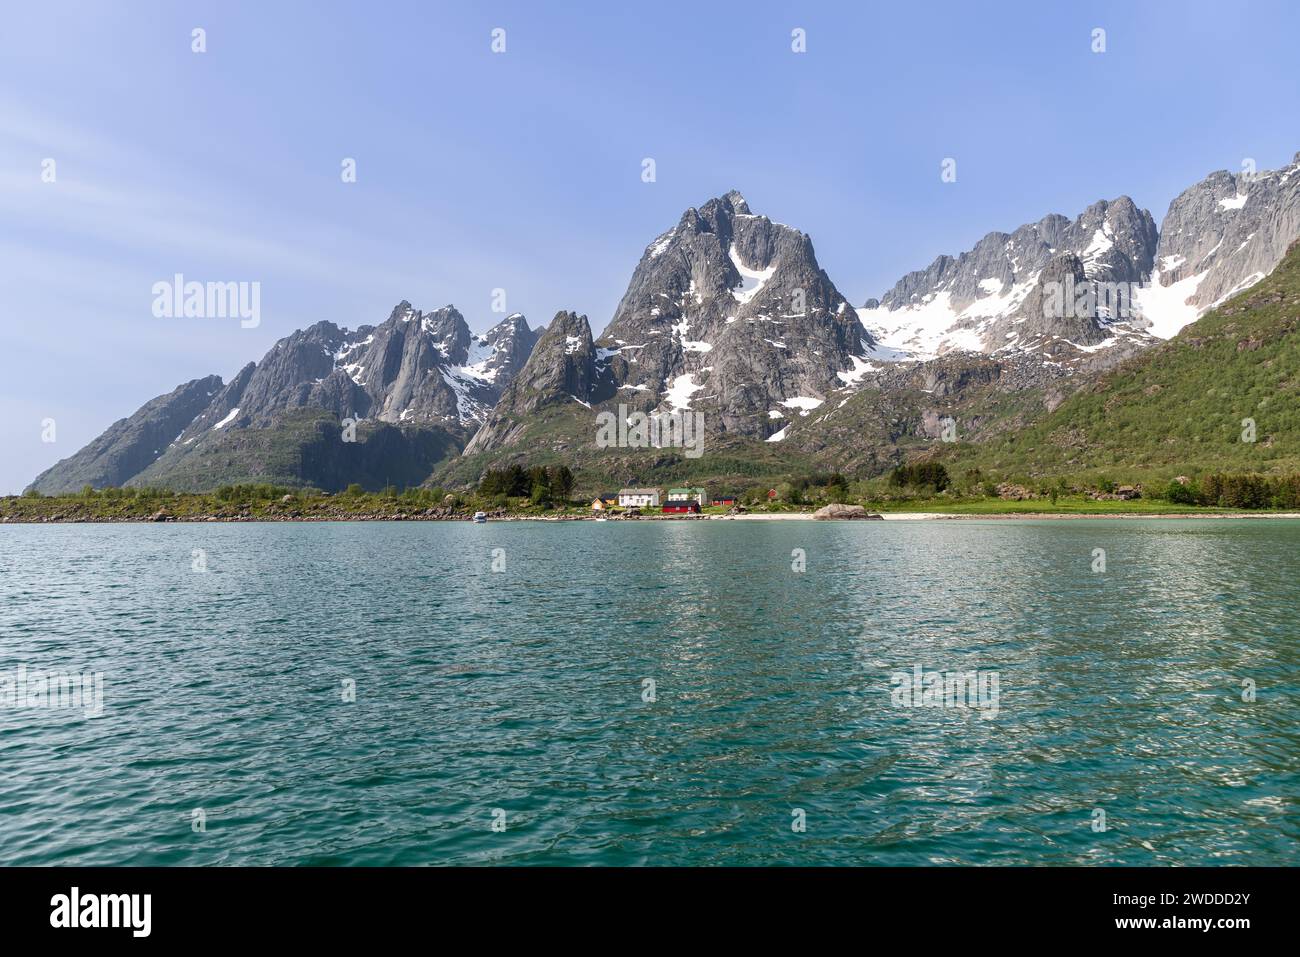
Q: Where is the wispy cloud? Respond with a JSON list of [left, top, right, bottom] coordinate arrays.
[[0, 98, 454, 301]]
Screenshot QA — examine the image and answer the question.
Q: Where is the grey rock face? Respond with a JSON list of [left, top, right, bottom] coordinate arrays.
[[979, 252, 1152, 362], [508, 310, 601, 410], [597, 190, 871, 437], [973, 253, 1095, 352], [863, 157, 1300, 359], [175, 362, 257, 439], [27, 375, 223, 494], [342, 303, 486, 424], [1148, 153, 1300, 313], [862, 197, 1158, 357], [172, 303, 537, 445], [464, 311, 604, 454], [878, 198, 1157, 312]]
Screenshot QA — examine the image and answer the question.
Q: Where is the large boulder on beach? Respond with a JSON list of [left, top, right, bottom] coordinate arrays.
[[811, 503, 880, 520]]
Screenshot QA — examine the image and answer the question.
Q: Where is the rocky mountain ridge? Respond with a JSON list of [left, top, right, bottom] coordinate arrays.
[[1137, 152, 1300, 333], [29, 154, 1300, 494], [30, 306, 538, 494], [858, 196, 1159, 360], [28, 376, 223, 493], [859, 154, 1300, 363]]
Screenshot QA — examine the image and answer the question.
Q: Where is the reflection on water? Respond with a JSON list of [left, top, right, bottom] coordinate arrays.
[[0, 519, 1296, 865]]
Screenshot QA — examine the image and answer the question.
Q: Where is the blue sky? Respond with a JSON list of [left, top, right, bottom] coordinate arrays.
[[3, 0, 1299, 492]]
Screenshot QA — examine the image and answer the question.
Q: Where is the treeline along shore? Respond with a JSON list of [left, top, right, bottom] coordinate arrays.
[[8, 464, 1300, 523]]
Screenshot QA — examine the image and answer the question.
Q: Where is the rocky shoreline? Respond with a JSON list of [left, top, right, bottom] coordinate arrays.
[[0, 504, 741, 524], [6, 507, 1298, 524]]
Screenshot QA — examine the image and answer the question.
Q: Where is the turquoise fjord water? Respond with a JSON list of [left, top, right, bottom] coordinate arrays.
[[0, 519, 1297, 866]]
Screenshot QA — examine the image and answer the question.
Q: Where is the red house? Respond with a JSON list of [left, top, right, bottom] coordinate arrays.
[[662, 500, 700, 514], [714, 495, 737, 507]]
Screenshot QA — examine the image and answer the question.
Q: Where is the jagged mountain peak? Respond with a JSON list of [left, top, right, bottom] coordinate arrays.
[[486, 311, 528, 332], [859, 195, 1159, 361], [861, 155, 1300, 365], [529, 310, 597, 374], [462, 310, 603, 456], [595, 190, 874, 439], [721, 188, 751, 215], [678, 188, 753, 225], [471, 312, 542, 389], [1139, 153, 1300, 335]]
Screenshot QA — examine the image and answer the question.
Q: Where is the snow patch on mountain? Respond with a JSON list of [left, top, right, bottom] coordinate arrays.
[[779, 396, 825, 416], [857, 295, 980, 359], [460, 336, 497, 378], [661, 372, 703, 412], [836, 355, 880, 386], [1083, 226, 1114, 263], [334, 335, 374, 362], [1132, 269, 1208, 338], [648, 229, 676, 259], [857, 263, 1048, 361], [729, 245, 776, 304], [439, 367, 491, 421]]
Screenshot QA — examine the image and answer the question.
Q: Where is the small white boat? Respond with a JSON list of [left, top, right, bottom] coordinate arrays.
[[472, 511, 487, 523]]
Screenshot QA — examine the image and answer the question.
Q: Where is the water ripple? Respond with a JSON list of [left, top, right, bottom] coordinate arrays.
[[0, 519, 1296, 865]]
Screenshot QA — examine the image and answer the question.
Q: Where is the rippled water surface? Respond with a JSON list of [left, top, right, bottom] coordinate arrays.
[[1, 519, 1297, 865]]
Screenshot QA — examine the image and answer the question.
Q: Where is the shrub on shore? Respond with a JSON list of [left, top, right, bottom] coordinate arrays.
[[888, 461, 951, 493]]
